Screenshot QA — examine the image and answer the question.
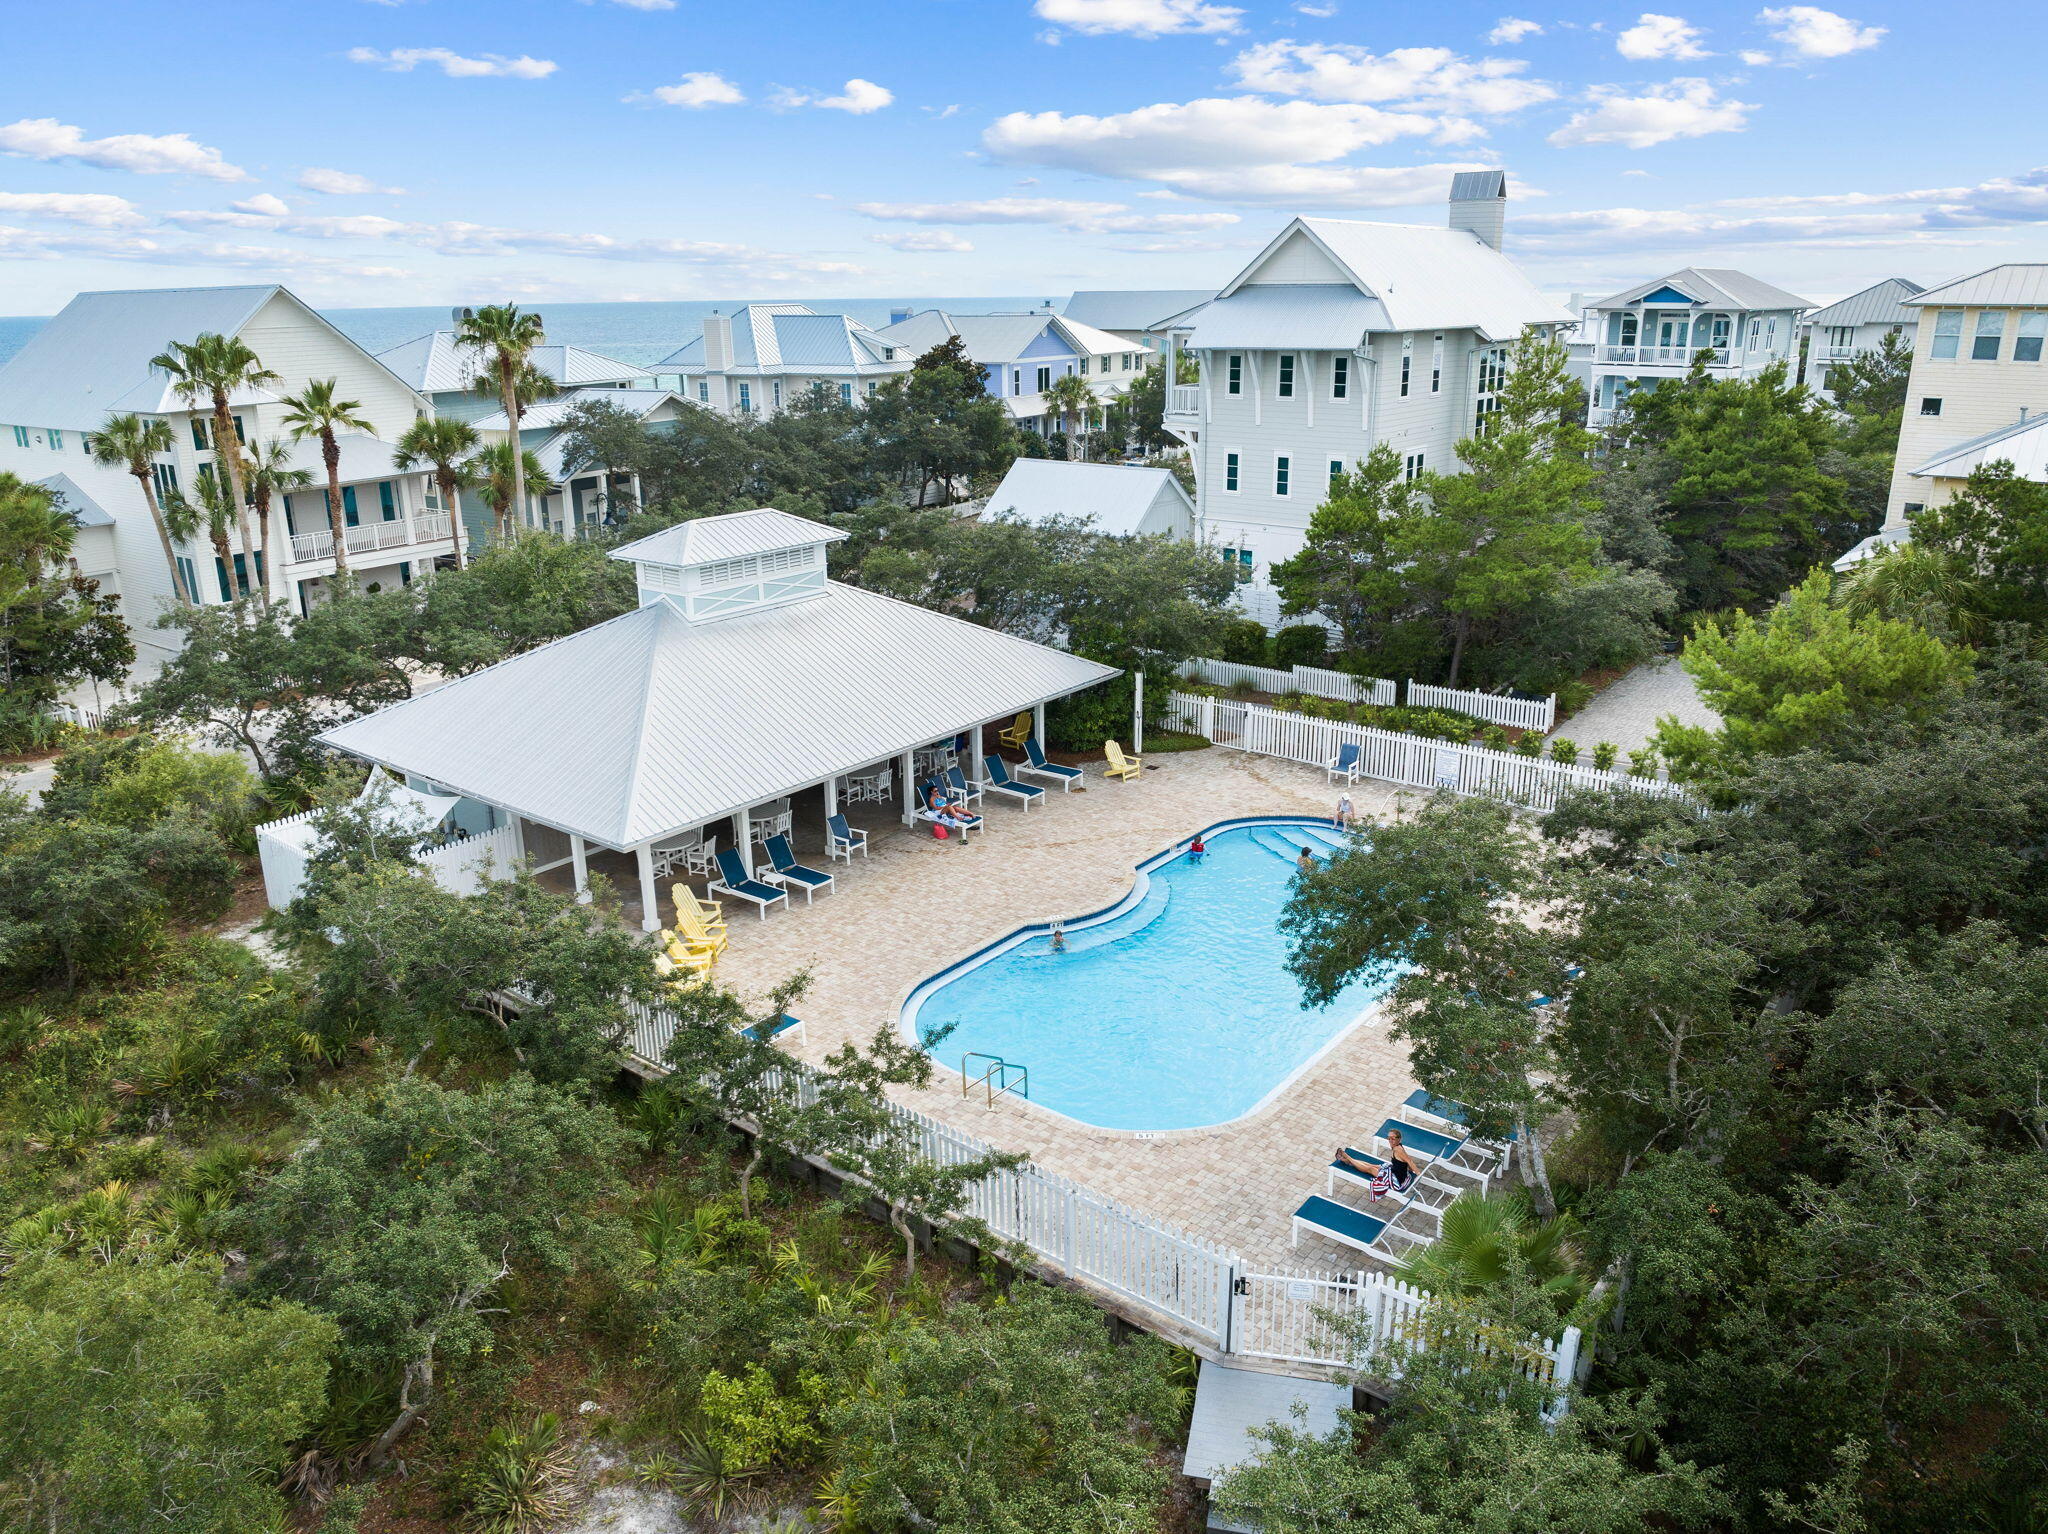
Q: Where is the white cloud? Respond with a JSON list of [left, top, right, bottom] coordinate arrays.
[[345, 47, 557, 79], [1739, 48, 1775, 64], [0, 224, 409, 277], [1229, 40, 1554, 114], [868, 230, 975, 252], [1758, 6, 1884, 58], [0, 117, 249, 181], [0, 191, 145, 228], [599, 0, 676, 8], [774, 78, 894, 113], [1032, 0, 1243, 37], [297, 167, 404, 195], [1295, 1, 1338, 14], [1615, 13, 1710, 60], [1143, 161, 1489, 206], [642, 71, 746, 108], [1549, 79, 1751, 148], [855, 195, 1239, 232], [232, 193, 293, 217], [1488, 17, 1543, 44]]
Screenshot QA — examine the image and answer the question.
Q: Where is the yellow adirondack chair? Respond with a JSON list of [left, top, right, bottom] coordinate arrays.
[[673, 902, 728, 956], [996, 711, 1033, 749], [1104, 739, 1143, 783], [654, 949, 712, 987], [670, 883, 728, 936]]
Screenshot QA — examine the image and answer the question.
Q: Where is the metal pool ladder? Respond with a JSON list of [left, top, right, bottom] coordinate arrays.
[[961, 1052, 1029, 1106]]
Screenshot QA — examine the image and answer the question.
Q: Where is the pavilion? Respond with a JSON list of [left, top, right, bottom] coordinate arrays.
[[303, 508, 1119, 929]]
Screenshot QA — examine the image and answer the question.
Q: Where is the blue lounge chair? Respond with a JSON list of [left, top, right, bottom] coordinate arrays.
[[1328, 1146, 1462, 1208], [763, 834, 833, 904], [1018, 737, 1084, 792], [825, 812, 867, 863], [1292, 1193, 1437, 1260], [913, 781, 983, 840], [1374, 1117, 1499, 1186], [981, 755, 1045, 811], [1327, 741, 1362, 784], [743, 1012, 806, 1044], [944, 764, 984, 806], [711, 847, 788, 920]]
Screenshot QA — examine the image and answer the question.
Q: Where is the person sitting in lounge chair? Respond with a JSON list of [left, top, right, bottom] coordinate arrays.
[[1341, 1128, 1415, 1201], [924, 781, 978, 834]]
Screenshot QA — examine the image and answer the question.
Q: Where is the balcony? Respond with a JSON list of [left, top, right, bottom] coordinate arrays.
[[1166, 384, 1201, 416], [1595, 345, 1731, 367], [289, 510, 453, 565]]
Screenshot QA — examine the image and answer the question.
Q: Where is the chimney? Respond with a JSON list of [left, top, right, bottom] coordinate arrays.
[[702, 310, 733, 371], [1449, 170, 1508, 252]]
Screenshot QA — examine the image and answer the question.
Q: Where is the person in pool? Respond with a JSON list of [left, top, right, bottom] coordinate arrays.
[[1297, 846, 1316, 874], [1188, 832, 1207, 863]]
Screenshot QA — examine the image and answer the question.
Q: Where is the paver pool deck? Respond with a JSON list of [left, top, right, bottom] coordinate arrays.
[[690, 745, 1428, 1273]]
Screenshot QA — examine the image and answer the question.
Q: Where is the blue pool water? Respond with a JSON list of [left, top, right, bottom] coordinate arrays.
[[903, 819, 1393, 1132]]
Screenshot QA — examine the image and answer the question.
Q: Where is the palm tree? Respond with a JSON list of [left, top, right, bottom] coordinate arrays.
[[243, 438, 314, 606], [394, 416, 481, 567], [162, 469, 243, 603], [1394, 1190, 1589, 1328], [1835, 539, 1986, 644], [468, 442, 555, 543], [1044, 372, 1097, 461], [453, 305, 554, 532], [148, 332, 279, 594], [90, 413, 191, 606], [279, 380, 374, 579]]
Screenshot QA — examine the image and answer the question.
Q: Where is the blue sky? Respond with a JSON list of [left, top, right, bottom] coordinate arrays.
[[1, 0, 2041, 313]]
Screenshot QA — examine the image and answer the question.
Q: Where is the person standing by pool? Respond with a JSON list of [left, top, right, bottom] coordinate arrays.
[[1334, 794, 1354, 830]]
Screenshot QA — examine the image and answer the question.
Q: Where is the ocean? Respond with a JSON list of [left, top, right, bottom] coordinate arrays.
[[0, 295, 1063, 372]]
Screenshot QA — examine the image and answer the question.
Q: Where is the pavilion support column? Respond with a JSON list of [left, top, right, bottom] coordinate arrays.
[[1133, 670, 1145, 754], [732, 807, 751, 873], [635, 842, 661, 933], [899, 750, 916, 827], [570, 834, 591, 904], [822, 777, 839, 853], [1034, 702, 1047, 747]]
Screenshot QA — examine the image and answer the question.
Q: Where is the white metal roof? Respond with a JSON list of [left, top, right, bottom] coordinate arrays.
[[1180, 284, 1391, 350], [37, 472, 115, 527], [1050, 314, 1138, 357], [280, 433, 408, 485], [609, 507, 848, 567], [985, 458, 1193, 536], [1587, 267, 1812, 313], [1805, 278, 1925, 328], [316, 580, 1118, 850], [1905, 264, 2048, 308], [653, 305, 905, 375], [1910, 414, 2048, 482], [1063, 290, 1214, 334], [873, 309, 1067, 365], [376, 331, 641, 394]]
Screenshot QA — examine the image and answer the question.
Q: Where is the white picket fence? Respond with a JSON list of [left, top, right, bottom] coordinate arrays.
[[1407, 680, 1556, 733], [1181, 656, 1397, 707], [255, 810, 522, 909], [1168, 692, 1685, 816]]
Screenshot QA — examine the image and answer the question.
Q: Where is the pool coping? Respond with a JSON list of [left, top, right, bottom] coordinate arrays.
[[895, 814, 1393, 1139]]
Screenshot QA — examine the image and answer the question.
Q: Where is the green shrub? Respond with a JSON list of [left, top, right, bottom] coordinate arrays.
[[1555, 679, 1595, 718], [1215, 618, 1271, 666], [1626, 746, 1661, 779], [1549, 738, 1580, 765], [1272, 623, 1328, 669], [1514, 733, 1544, 758], [461, 1413, 576, 1533], [1591, 741, 1619, 771], [698, 1363, 824, 1472], [1478, 724, 1512, 753]]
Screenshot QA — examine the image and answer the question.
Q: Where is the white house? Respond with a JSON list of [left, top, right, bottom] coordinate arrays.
[[376, 326, 645, 424], [652, 304, 909, 418], [1872, 264, 2048, 542], [1155, 171, 1571, 626], [473, 388, 690, 539], [1582, 267, 1811, 428], [0, 285, 449, 663], [1801, 278, 1925, 401], [983, 458, 1195, 539], [1062, 291, 1213, 354], [294, 507, 1118, 928], [873, 308, 1143, 436]]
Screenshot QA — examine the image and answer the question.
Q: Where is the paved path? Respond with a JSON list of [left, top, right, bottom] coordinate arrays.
[[1547, 657, 1718, 757]]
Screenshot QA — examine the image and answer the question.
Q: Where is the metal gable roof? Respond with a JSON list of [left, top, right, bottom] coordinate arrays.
[[376, 331, 639, 394], [1910, 414, 2048, 482], [1905, 264, 2048, 308], [1589, 267, 1812, 313], [985, 458, 1191, 535], [609, 507, 847, 567], [1050, 314, 1139, 357], [0, 285, 279, 428], [36, 472, 115, 527], [1063, 290, 1214, 333], [316, 581, 1118, 849], [874, 310, 1064, 364], [1805, 278, 1926, 328], [1178, 284, 1391, 350]]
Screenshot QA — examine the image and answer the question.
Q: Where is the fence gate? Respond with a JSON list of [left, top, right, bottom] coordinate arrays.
[[1229, 1270, 1373, 1367], [1210, 700, 1247, 748]]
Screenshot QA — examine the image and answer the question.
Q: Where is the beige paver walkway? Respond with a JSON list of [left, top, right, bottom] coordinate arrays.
[[680, 746, 1431, 1272]]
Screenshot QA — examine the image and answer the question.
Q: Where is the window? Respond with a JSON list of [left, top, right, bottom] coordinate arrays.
[[341, 485, 359, 527], [1226, 354, 1243, 395], [1431, 334, 1443, 394], [1331, 355, 1349, 399], [1277, 354, 1295, 397], [2018, 313, 2046, 363], [1035, 366, 1051, 392], [1747, 319, 1761, 350], [1399, 350, 1412, 398], [1931, 309, 1964, 359], [1328, 459, 1344, 487], [45, 428, 61, 450], [697, 380, 709, 401], [771, 381, 783, 409], [1274, 456, 1290, 496], [1123, 353, 1135, 371], [866, 381, 878, 397], [737, 383, 752, 413], [175, 555, 198, 602], [839, 382, 854, 403], [1615, 313, 1639, 348], [1220, 546, 1254, 577], [1710, 315, 1731, 349], [1079, 357, 1089, 375], [1973, 309, 2007, 361], [1920, 397, 1943, 416], [79, 435, 94, 458], [1224, 451, 1240, 491], [1012, 368, 1022, 392], [1828, 325, 1855, 349], [378, 481, 397, 521], [1403, 451, 1425, 482], [152, 461, 179, 498], [191, 418, 210, 450], [9, 425, 26, 448]]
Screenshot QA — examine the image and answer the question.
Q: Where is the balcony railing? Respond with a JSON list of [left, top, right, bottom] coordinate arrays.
[[1817, 345, 1861, 361], [1596, 345, 1732, 366], [1167, 384, 1201, 415], [288, 510, 453, 565]]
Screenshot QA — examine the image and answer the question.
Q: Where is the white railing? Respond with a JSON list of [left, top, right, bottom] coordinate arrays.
[[1167, 691, 1685, 815], [1406, 680, 1555, 732], [623, 1000, 1238, 1347], [1596, 345, 1730, 366], [1167, 383, 1201, 415], [288, 510, 454, 564], [1181, 656, 1397, 707]]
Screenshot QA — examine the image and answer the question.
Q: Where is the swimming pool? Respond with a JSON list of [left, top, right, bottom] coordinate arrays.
[[901, 818, 1395, 1132]]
